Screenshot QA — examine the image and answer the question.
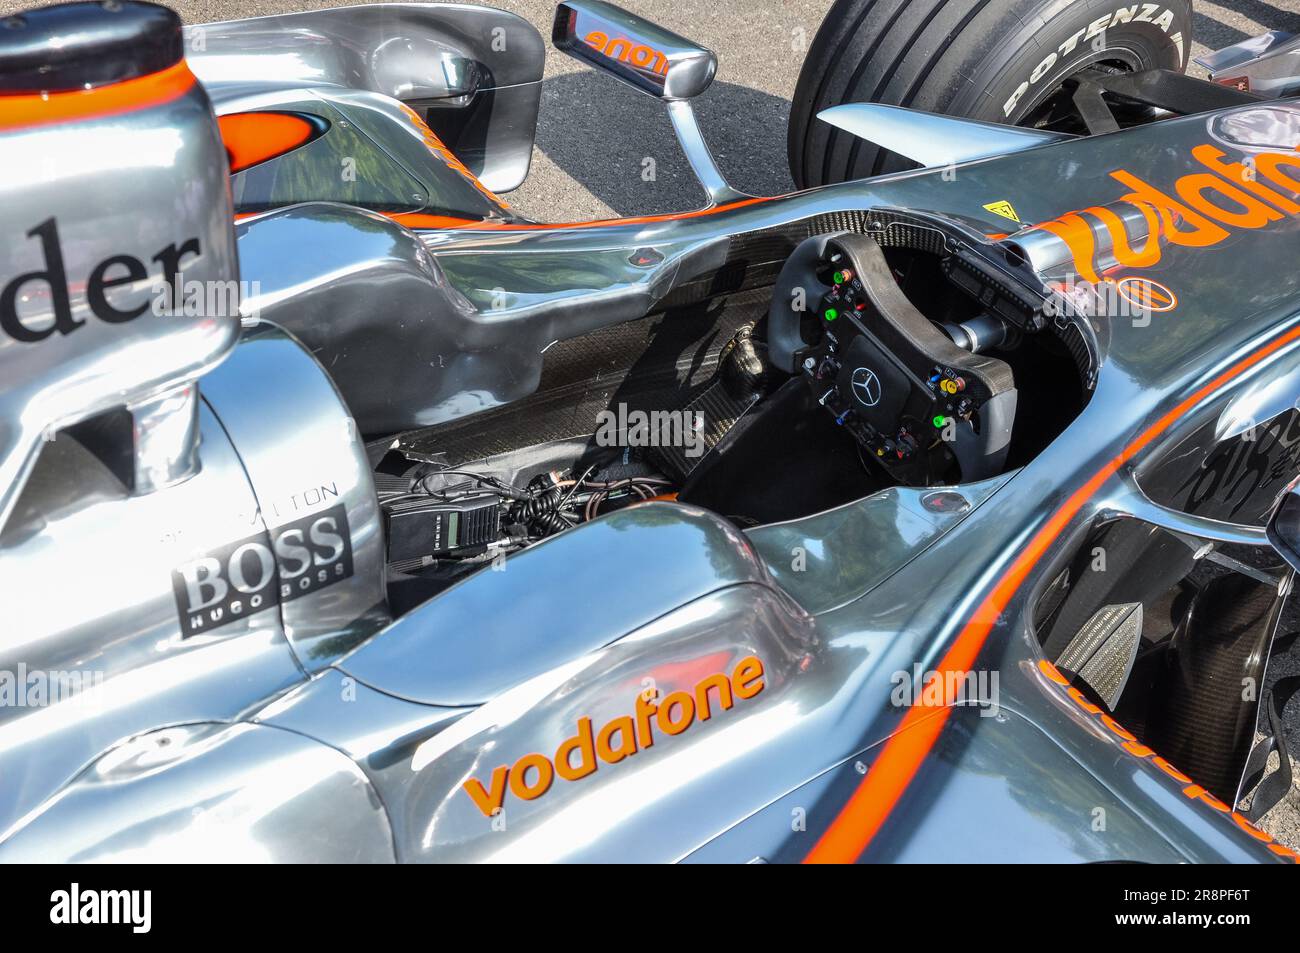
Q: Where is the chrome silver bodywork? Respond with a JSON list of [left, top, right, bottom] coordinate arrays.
[[0, 71, 238, 531], [0, 722, 395, 863], [1196, 30, 1300, 100], [0, 322, 385, 846], [4, 2, 1300, 865], [187, 4, 546, 194]]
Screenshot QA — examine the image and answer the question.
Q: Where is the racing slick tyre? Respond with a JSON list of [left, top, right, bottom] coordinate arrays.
[[788, 0, 1193, 188]]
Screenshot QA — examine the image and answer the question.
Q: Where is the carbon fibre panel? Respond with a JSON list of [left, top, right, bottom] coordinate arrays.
[[397, 289, 769, 464]]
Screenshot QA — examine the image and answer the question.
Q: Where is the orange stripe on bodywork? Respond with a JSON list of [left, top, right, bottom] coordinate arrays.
[[218, 112, 321, 174], [390, 196, 776, 232], [387, 212, 487, 229], [250, 197, 778, 232], [397, 103, 510, 211], [1036, 660, 1298, 861], [0, 60, 195, 132], [804, 322, 1300, 864]]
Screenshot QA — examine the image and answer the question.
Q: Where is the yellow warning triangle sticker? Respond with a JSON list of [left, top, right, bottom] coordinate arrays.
[[983, 200, 1021, 223]]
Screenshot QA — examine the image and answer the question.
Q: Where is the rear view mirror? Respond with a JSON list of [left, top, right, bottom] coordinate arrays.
[[553, 0, 717, 101]]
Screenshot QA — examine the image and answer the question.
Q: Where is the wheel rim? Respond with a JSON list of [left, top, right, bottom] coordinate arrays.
[[1015, 49, 1151, 136]]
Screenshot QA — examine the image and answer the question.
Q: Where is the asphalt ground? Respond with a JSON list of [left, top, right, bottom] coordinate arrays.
[[5, 0, 1300, 854], [8, 0, 1279, 221]]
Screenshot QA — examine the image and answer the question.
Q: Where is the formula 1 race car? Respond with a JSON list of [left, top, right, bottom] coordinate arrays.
[[2, 0, 1300, 863]]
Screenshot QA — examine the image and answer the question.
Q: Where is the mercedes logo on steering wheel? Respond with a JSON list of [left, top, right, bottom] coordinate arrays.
[[851, 367, 882, 407]]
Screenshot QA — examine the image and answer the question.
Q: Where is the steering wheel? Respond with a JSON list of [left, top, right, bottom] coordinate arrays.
[[768, 230, 1018, 485]]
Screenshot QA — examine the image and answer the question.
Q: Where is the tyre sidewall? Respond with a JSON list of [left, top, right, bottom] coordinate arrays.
[[949, 0, 1191, 124]]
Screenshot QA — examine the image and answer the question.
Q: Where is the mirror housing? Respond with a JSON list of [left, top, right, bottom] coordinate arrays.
[[552, 0, 716, 101]]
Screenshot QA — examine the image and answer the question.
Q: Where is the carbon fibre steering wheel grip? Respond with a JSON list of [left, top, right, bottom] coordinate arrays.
[[788, 0, 1192, 187], [770, 230, 1018, 483], [767, 232, 844, 373]]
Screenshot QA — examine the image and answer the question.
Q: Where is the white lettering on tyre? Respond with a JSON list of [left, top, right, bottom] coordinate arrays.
[[1002, 5, 1178, 117], [1059, 27, 1087, 57], [1030, 52, 1057, 83]]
